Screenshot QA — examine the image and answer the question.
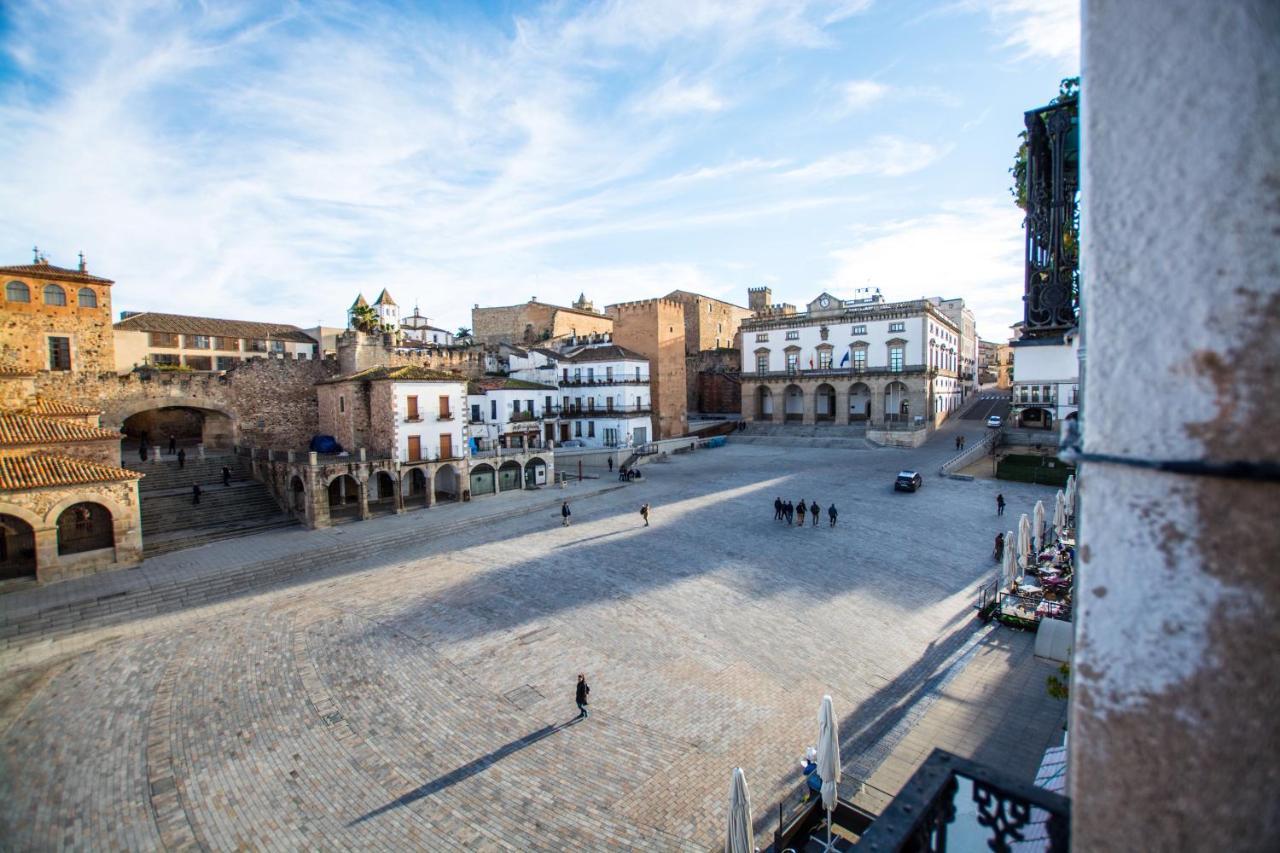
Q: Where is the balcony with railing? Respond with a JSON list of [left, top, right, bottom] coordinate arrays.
[[752, 364, 929, 381], [554, 403, 652, 419], [559, 375, 651, 386]]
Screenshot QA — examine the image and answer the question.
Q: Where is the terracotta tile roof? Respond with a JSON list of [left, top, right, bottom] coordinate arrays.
[[317, 365, 464, 384], [0, 262, 114, 284], [350, 293, 368, 309], [24, 398, 101, 418], [0, 413, 121, 445], [467, 377, 558, 394], [374, 288, 397, 306], [559, 344, 649, 363], [113, 312, 316, 343], [0, 451, 141, 491]]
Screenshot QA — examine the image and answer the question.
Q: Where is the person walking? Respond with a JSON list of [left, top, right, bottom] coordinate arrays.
[[138, 442, 148, 462], [177, 448, 186, 469], [960, 435, 966, 450], [828, 504, 838, 527], [575, 674, 590, 720], [607, 457, 613, 473], [168, 434, 177, 455], [561, 501, 571, 527], [994, 532, 1005, 562], [640, 503, 650, 527], [192, 483, 201, 505], [810, 500, 819, 527], [774, 497, 783, 521], [955, 435, 961, 450], [996, 493, 1006, 516], [784, 501, 793, 525], [222, 465, 232, 487], [796, 500, 806, 527]]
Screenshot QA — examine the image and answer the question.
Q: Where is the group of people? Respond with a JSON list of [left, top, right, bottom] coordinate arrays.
[[774, 497, 837, 527], [954, 434, 969, 450]]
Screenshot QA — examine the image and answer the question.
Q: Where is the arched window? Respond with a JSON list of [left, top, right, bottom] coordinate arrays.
[[43, 284, 66, 306], [5, 281, 30, 302], [56, 502, 113, 554], [77, 287, 98, 308]]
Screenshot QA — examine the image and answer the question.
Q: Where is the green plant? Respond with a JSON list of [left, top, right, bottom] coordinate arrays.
[[1047, 663, 1070, 700], [350, 305, 380, 333]]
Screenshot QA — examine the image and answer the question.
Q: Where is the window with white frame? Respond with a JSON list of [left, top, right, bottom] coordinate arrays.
[[818, 349, 832, 369], [889, 346, 904, 372], [889, 322, 905, 333], [755, 333, 769, 342], [785, 330, 799, 340], [786, 352, 799, 372], [756, 352, 769, 373], [852, 349, 866, 370], [852, 324, 866, 335]]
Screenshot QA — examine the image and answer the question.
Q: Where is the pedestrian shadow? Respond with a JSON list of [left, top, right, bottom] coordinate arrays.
[[347, 719, 576, 826], [555, 529, 633, 548]]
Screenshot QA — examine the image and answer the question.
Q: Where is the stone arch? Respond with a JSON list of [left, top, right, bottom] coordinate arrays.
[[849, 382, 872, 420], [783, 384, 804, 422], [402, 466, 430, 509], [884, 381, 910, 422], [498, 460, 523, 491], [55, 502, 114, 556], [524, 456, 547, 488], [326, 474, 361, 522], [368, 470, 398, 514], [469, 462, 495, 497], [814, 383, 836, 421], [0, 511, 38, 580], [435, 463, 462, 502], [755, 386, 773, 419], [110, 396, 240, 451], [1019, 406, 1054, 429]]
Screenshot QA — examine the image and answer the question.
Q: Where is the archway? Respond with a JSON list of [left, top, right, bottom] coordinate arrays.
[[1020, 407, 1053, 429], [56, 502, 113, 555], [369, 471, 398, 515], [0, 513, 37, 579], [435, 464, 461, 502], [121, 404, 236, 451], [814, 384, 835, 422], [784, 384, 804, 422], [848, 382, 871, 420], [289, 476, 306, 515], [884, 382, 910, 423], [498, 460, 523, 491], [403, 467, 429, 509], [524, 457, 547, 487], [469, 463, 495, 497], [326, 474, 361, 522], [755, 386, 773, 420]]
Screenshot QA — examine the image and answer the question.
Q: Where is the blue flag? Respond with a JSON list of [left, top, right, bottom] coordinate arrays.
[[839, 351, 850, 366]]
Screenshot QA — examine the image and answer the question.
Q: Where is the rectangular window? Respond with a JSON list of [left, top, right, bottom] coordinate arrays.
[[889, 322, 905, 333], [635, 366, 641, 380], [786, 352, 798, 373], [246, 339, 267, 352], [407, 435, 422, 461], [785, 330, 799, 340], [187, 335, 211, 349], [491, 400, 497, 420], [852, 325, 866, 335], [853, 349, 867, 371], [889, 347, 904, 372], [152, 353, 180, 367], [587, 368, 595, 382], [605, 366, 613, 381], [574, 421, 582, 437], [184, 355, 212, 371], [606, 397, 614, 412], [270, 340, 285, 353], [588, 422, 596, 438], [755, 333, 769, 342], [526, 399, 534, 414], [818, 350, 832, 369], [438, 395, 452, 419], [1070, 385, 1079, 405], [439, 434, 453, 459], [149, 332, 179, 347], [756, 353, 769, 374], [215, 356, 240, 371], [563, 368, 569, 382], [471, 403, 481, 422], [47, 336, 72, 371], [406, 396, 420, 420], [544, 395, 552, 413]]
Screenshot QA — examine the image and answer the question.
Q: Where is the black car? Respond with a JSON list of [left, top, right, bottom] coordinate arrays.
[[894, 470, 923, 492]]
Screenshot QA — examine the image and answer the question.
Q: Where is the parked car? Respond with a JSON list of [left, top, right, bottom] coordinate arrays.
[[894, 470, 923, 492], [986, 415, 1003, 429]]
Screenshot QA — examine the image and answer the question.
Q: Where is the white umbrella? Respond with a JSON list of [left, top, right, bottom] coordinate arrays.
[[1064, 475, 1077, 521], [726, 767, 753, 853], [1033, 500, 1046, 553], [1001, 529, 1017, 590], [1018, 513, 1033, 571], [1053, 490, 1067, 539], [816, 695, 841, 852]]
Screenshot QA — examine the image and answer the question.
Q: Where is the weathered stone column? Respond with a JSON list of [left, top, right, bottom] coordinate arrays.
[[358, 480, 370, 520], [427, 468, 437, 508], [33, 526, 58, 584], [834, 385, 850, 425], [801, 382, 816, 425]]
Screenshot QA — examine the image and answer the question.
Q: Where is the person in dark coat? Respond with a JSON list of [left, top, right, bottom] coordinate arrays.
[[177, 448, 186, 469], [561, 501, 571, 526], [607, 457, 613, 472], [828, 504, 838, 527], [192, 483, 201, 505], [138, 442, 148, 462], [994, 532, 1005, 562], [784, 501, 793, 524], [575, 674, 590, 719], [640, 503, 650, 527], [222, 465, 232, 487], [996, 493, 1006, 516], [796, 500, 806, 526], [810, 500, 819, 527], [168, 434, 177, 455], [774, 497, 783, 521]]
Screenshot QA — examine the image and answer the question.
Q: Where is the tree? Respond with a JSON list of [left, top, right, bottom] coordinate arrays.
[[455, 326, 472, 339], [350, 305, 380, 333]]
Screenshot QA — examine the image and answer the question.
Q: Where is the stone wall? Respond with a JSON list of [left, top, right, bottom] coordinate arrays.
[[666, 291, 753, 355], [0, 478, 142, 583], [685, 349, 742, 414], [0, 268, 116, 374], [472, 301, 612, 346], [608, 299, 688, 439], [336, 331, 486, 377]]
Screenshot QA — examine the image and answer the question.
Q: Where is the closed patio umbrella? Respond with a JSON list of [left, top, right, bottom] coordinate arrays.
[[1054, 490, 1067, 539], [1002, 529, 1017, 590], [816, 695, 841, 852], [1018, 513, 1033, 572], [1065, 474, 1077, 521], [1033, 500, 1046, 554], [726, 767, 753, 853]]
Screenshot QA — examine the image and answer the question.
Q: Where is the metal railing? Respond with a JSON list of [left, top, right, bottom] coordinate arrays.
[[858, 749, 1070, 851], [554, 404, 652, 418], [558, 377, 650, 386], [751, 365, 928, 380]]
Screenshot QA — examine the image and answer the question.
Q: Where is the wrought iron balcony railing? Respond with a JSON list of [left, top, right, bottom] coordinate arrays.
[[857, 749, 1070, 852], [554, 404, 652, 418], [752, 365, 928, 381], [558, 376, 651, 386]]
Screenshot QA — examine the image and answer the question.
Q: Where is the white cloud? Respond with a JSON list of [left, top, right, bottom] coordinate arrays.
[[784, 136, 950, 180], [826, 199, 1026, 336], [981, 0, 1080, 65], [842, 79, 890, 110], [634, 77, 726, 115]]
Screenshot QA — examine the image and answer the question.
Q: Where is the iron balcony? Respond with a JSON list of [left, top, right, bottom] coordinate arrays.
[[554, 404, 652, 418], [751, 365, 929, 380], [558, 377, 651, 386]]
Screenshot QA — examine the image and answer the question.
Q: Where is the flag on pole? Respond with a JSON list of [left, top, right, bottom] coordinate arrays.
[[809, 357, 815, 369], [840, 351, 850, 366]]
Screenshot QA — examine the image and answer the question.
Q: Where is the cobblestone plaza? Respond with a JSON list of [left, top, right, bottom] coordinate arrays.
[[1, 437, 1064, 850]]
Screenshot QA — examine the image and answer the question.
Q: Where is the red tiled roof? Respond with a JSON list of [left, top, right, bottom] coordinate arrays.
[[24, 398, 101, 418], [113, 312, 316, 343], [559, 344, 649, 363], [0, 413, 121, 446], [317, 364, 464, 384], [0, 263, 114, 284], [0, 451, 141, 491]]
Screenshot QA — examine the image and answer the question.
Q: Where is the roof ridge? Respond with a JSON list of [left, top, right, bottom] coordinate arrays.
[[0, 411, 121, 444], [0, 451, 142, 491]]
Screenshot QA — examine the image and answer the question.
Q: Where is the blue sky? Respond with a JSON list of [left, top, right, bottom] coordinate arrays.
[[0, 0, 1078, 338]]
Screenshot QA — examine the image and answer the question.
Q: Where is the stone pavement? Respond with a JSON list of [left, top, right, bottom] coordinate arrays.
[[0, 428, 1067, 850]]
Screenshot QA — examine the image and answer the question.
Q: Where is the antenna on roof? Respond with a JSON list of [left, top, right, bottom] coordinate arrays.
[[32, 245, 39, 263]]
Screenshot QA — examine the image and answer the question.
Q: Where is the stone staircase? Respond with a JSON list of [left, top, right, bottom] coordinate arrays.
[[122, 455, 296, 556], [734, 422, 875, 450]]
